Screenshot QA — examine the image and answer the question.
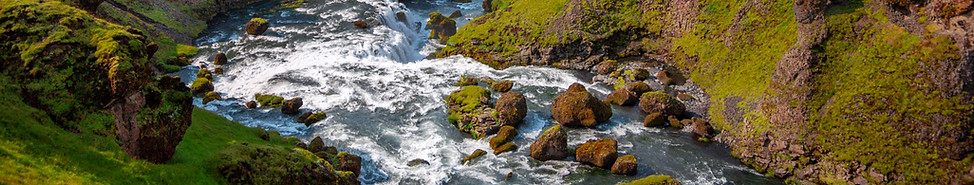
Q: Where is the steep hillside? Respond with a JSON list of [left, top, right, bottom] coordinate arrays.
[[443, 0, 974, 183]]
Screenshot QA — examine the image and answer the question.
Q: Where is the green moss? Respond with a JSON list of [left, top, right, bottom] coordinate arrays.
[[176, 44, 199, 57], [250, 18, 268, 25], [461, 149, 487, 165], [618, 175, 680, 185], [255, 94, 285, 108], [445, 86, 490, 114]]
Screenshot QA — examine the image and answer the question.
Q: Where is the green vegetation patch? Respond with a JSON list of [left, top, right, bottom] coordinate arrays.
[[255, 94, 286, 108]]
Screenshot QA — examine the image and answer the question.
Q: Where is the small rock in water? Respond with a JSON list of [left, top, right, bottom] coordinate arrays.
[[449, 10, 463, 18], [491, 80, 513, 92], [245, 18, 269, 35], [505, 172, 513, 180], [644, 113, 666, 127], [353, 20, 368, 28], [691, 117, 715, 139], [493, 143, 517, 155], [246, 100, 257, 109], [611, 155, 638, 175], [281, 97, 303, 115], [461, 149, 487, 164], [407, 158, 430, 167], [213, 53, 227, 65], [396, 12, 407, 23], [575, 139, 618, 168]]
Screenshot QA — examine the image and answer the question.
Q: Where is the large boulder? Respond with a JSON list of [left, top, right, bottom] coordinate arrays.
[[638, 92, 685, 117], [190, 78, 214, 96], [426, 12, 457, 44], [550, 83, 612, 127], [214, 53, 227, 65], [337, 152, 362, 176], [490, 126, 517, 149], [606, 89, 637, 106], [493, 143, 517, 155], [282, 97, 303, 115], [446, 86, 501, 138], [626, 82, 652, 96], [495, 91, 527, 125], [529, 125, 569, 161], [575, 139, 618, 168], [643, 113, 666, 127], [611, 155, 638, 175], [245, 18, 270, 36]]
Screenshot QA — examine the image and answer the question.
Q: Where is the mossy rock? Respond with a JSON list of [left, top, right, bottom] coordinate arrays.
[[449, 10, 463, 18], [530, 125, 569, 161], [213, 53, 227, 65], [336, 152, 362, 176], [667, 115, 682, 129], [626, 82, 652, 96], [213, 67, 225, 75], [426, 12, 457, 44], [202, 91, 222, 104], [490, 126, 517, 149], [551, 83, 612, 127], [208, 143, 338, 184], [643, 113, 666, 127], [190, 78, 214, 96], [595, 60, 618, 75], [493, 143, 517, 155], [575, 138, 618, 168], [454, 75, 480, 86], [611, 155, 637, 175], [255, 94, 285, 108], [407, 158, 430, 166], [246, 18, 270, 35], [495, 91, 527, 125], [197, 67, 213, 80], [461, 149, 488, 165], [618, 175, 682, 185], [606, 89, 637, 106], [309, 136, 326, 153], [631, 68, 650, 81], [298, 112, 327, 126], [638, 92, 685, 117], [282, 97, 303, 115], [690, 117, 715, 139]]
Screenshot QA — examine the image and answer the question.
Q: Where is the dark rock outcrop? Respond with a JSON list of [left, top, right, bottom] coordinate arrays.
[[449, 10, 463, 18], [576, 139, 618, 168], [396, 12, 408, 23], [298, 112, 327, 126], [595, 60, 618, 75], [626, 82, 652, 96], [643, 113, 666, 127], [611, 155, 637, 175], [551, 83, 612, 127], [282, 97, 303, 115], [493, 143, 517, 155], [353, 20, 368, 28], [691, 117, 714, 138], [337, 152, 362, 176], [214, 53, 227, 65], [530, 125, 569, 161], [246, 100, 257, 108], [638, 92, 685, 117], [112, 76, 193, 163], [245, 18, 269, 35]]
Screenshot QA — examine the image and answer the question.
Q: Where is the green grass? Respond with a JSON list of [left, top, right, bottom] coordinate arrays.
[[176, 44, 199, 57]]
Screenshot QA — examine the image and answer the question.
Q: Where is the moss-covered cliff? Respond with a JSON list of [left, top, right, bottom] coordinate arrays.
[[443, 0, 974, 183]]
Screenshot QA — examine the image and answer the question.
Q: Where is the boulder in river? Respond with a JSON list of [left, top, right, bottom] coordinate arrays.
[[493, 143, 517, 155], [214, 53, 227, 65], [495, 91, 526, 125], [575, 138, 618, 168], [446, 86, 502, 138], [644, 113, 666, 127], [529, 125, 569, 161], [550, 83, 612, 127], [407, 158, 430, 166], [255, 94, 285, 108], [245, 18, 270, 35], [396, 12, 408, 23], [691, 117, 715, 139], [202, 91, 222, 104], [490, 126, 517, 150], [190, 78, 213, 96], [309, 136, 326, 153], [449, 10, 463, 18], [298, 112, 327, 126], [426, 12, 457, 44], [462, 149, 487, 165], [606, 89, 637, 106], [491, 80, 514, 92], [213, 67, 224, 75], [282, 97, 303, 115], [626, 82, 652, 96], [668, 115, 682, 128], [246, 100, 257, 109], [337, 152, 362, 176], [611, 155, 638, 175], [353, 20, 368, 28], [638, 92, 685, 117]]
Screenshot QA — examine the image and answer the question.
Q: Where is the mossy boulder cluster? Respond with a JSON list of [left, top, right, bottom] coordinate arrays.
[[212, 136, 361, 185], [489, 126, 518, 155], [550, 83, 612, 127], [246, 18, 270, 35], [529, 125, 570, 161], [425, 12, 457, 44], [445, 85, 498, 138]]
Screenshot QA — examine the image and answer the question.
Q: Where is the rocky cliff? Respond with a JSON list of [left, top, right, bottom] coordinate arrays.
[[443, 0, 974, 183]]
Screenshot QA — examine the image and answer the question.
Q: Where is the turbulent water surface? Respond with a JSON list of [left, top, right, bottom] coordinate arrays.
[[175, 0, 784, 184]]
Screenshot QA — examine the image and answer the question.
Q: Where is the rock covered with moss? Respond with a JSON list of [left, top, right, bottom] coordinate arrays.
[[611, 155, 638, 175], [213, 53, 228, 65], [336, 152, 362, 176], [551, 83, 612, 127], [638, 92, 685, 117], [298, 112, 327, 126], [595, 60, 618, 75], [495, 91, 527, 125], [606, 89, 637, 106], [445, 85, 503, 138], [255, 94, 286, 108], [426, 12, 457, 44], [618, 175, 682, 185], [202, 91, 222, 104], [529, 125, 570, 161], [626, 82, 652, 96], [462, 149, 487, 164], [575, 139, 618, 168], [491, 80, 514, 92], [209, 143, 346, 184], [282, 97, 303, 115], [246, 18, 270, 35]]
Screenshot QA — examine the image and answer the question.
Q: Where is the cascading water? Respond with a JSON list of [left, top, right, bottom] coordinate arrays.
[[175, 0, 784, 184]]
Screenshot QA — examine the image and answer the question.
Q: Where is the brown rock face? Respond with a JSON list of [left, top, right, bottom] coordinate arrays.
[[111, 76, 193, 163], [575, 139, 618, 168], [245, 18, 269, 35], [551, 83, 612, 127], [353, 20, 368, 28], [337, 153, 363, 176], [214, 53, 227, 65], [309, 136, 326, 153], [530, 125, 569, 161], [482, 0, 494, 12], [495, 91, 527, 125], [606, 89, 637, 106], [611, 155, 637, 175], [282, 97, 303, 115], [449, 10, 463, 18], [246, 100, 257, 108], [626, 82, 652, 96]]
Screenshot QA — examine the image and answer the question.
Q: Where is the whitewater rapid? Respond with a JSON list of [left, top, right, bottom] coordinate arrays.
[[176, 0, 783, 184]]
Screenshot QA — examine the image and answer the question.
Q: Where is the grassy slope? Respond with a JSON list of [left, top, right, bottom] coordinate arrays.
[[447, 0, 973, 183]]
